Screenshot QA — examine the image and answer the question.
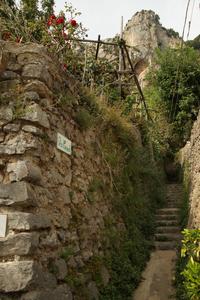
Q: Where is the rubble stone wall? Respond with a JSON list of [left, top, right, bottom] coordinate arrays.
[[0, 41, 123, 300], [180, 111, 200, 229]]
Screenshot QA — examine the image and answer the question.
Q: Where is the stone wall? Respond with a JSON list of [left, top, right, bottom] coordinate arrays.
[[180, 111, 200, 229], [0, 41, 124, 300]]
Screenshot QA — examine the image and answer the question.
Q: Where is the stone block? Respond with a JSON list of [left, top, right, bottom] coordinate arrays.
[[24, 80, 53, 99], [0, 261, 56, 292], [7, 160, 42, 183], [7, 61, 22, 72], [22, 125, 43, 136], [59, 186, 71, 204], [21, 103, 50, 128], [0, 48, 8, 73], [0, 79, 21, 93], [22, 64, 53, 89], [7, 212, 51, 231], [40, 232, 59, 249], [65, 170, 72, 187], [87, 281, 99, 300], [53, 259, 68, 280], [0, 233, 39, 257], [0, 132, 5, 142], [0, 71, 20, 80], [22, 91, 40, 102], [0, 182, 37, 207], [3, 123, 21, 133], [0, 132, 39, 155], [0, 107, 13, 126], [20, 284, 73, 300]]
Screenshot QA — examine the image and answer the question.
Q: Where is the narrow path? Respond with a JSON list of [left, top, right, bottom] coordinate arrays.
[[133, 183, 183, 300]]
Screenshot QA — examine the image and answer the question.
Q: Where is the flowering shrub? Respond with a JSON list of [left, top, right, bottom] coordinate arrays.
[[46, 12, 80, 48], [0, 1, 87, 73], [0, 2, 86, 44]]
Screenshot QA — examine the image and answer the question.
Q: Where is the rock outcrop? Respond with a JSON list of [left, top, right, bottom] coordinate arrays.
[[123, 10, 181, 83]]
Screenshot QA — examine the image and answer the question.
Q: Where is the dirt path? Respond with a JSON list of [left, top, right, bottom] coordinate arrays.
[[133, 250, 176, 300], [133, 183, 183, 300]]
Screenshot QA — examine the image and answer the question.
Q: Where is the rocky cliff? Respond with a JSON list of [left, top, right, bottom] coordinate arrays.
[[123, 10, 180, 81]]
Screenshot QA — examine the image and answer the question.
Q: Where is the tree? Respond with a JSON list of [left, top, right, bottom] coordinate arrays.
[[5, 0, 15, 7], [146, 46, 200, 145], [41, 0, 55, 17], [186, 35, 200, 50], [20, 0, 39, 20]]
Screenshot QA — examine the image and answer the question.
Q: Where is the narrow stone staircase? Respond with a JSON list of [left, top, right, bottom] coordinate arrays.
[[133, 183, 183, 299], [155, 183, 183, 250]]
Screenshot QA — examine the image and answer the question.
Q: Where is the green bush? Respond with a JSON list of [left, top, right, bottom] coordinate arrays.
[[178, 229, 200, 300], [97, 122, 165, 299], [146, 46, 200, 149], [75, 108, 94, 130]]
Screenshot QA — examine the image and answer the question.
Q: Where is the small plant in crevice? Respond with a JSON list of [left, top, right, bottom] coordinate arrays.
[[60, 246, 74, 261], [75, 108, 95, 131], [86, 177, 104, 203]]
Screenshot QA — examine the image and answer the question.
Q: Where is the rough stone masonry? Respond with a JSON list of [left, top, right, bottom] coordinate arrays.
[[0, 41, 121, 300]]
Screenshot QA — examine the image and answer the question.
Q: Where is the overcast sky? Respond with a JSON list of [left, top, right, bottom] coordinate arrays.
[[55, 0, 200, 40]]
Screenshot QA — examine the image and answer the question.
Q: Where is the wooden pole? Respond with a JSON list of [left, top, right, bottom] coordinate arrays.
[[119, 17, 124, 72], [66, 37, 140, 51], [118, 17, 124, 99], [122, 40, 152, 121], [95, 34, 101, 60]]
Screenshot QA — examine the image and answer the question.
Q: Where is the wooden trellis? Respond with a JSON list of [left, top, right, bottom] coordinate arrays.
[[67, 36, 151, 120]]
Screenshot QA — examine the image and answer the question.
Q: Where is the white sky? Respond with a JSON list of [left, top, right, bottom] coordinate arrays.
[[55, 0, 200, 40]]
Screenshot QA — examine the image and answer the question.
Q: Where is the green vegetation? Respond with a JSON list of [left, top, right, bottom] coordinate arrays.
[[75, 108, 95, 130], [146, 47, 200, 150], [98, 124, 164, 299], [176, 229, 200, 300], [73, 94, 164, 299], [165, 28, 180, 39], [2, 2, 200, 299], [60, 247, 74, 261], [87, 177, 104, 203], [59, 85, 165, 299], [186, 35, 200, 50]]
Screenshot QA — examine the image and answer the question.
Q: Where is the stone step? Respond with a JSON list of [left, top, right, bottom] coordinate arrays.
[[166, 198, 181, 202], [155, 233, 182, 242], [154, 241, 180, 250], [155, 214, 179, 221], [157, 208, 180, 215], [156, 226, 180, 234], [166, 203, 181, 208], [156, 220, 179, 227]]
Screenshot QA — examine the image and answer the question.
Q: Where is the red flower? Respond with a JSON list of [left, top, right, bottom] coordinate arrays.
[[47, 20, 52, 26], [47, 15, 56, 26], [62, 63, 67, 71], [69, 19, 77, 27], [50, 14, 56, 20], [56, 17, 65, 25]]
